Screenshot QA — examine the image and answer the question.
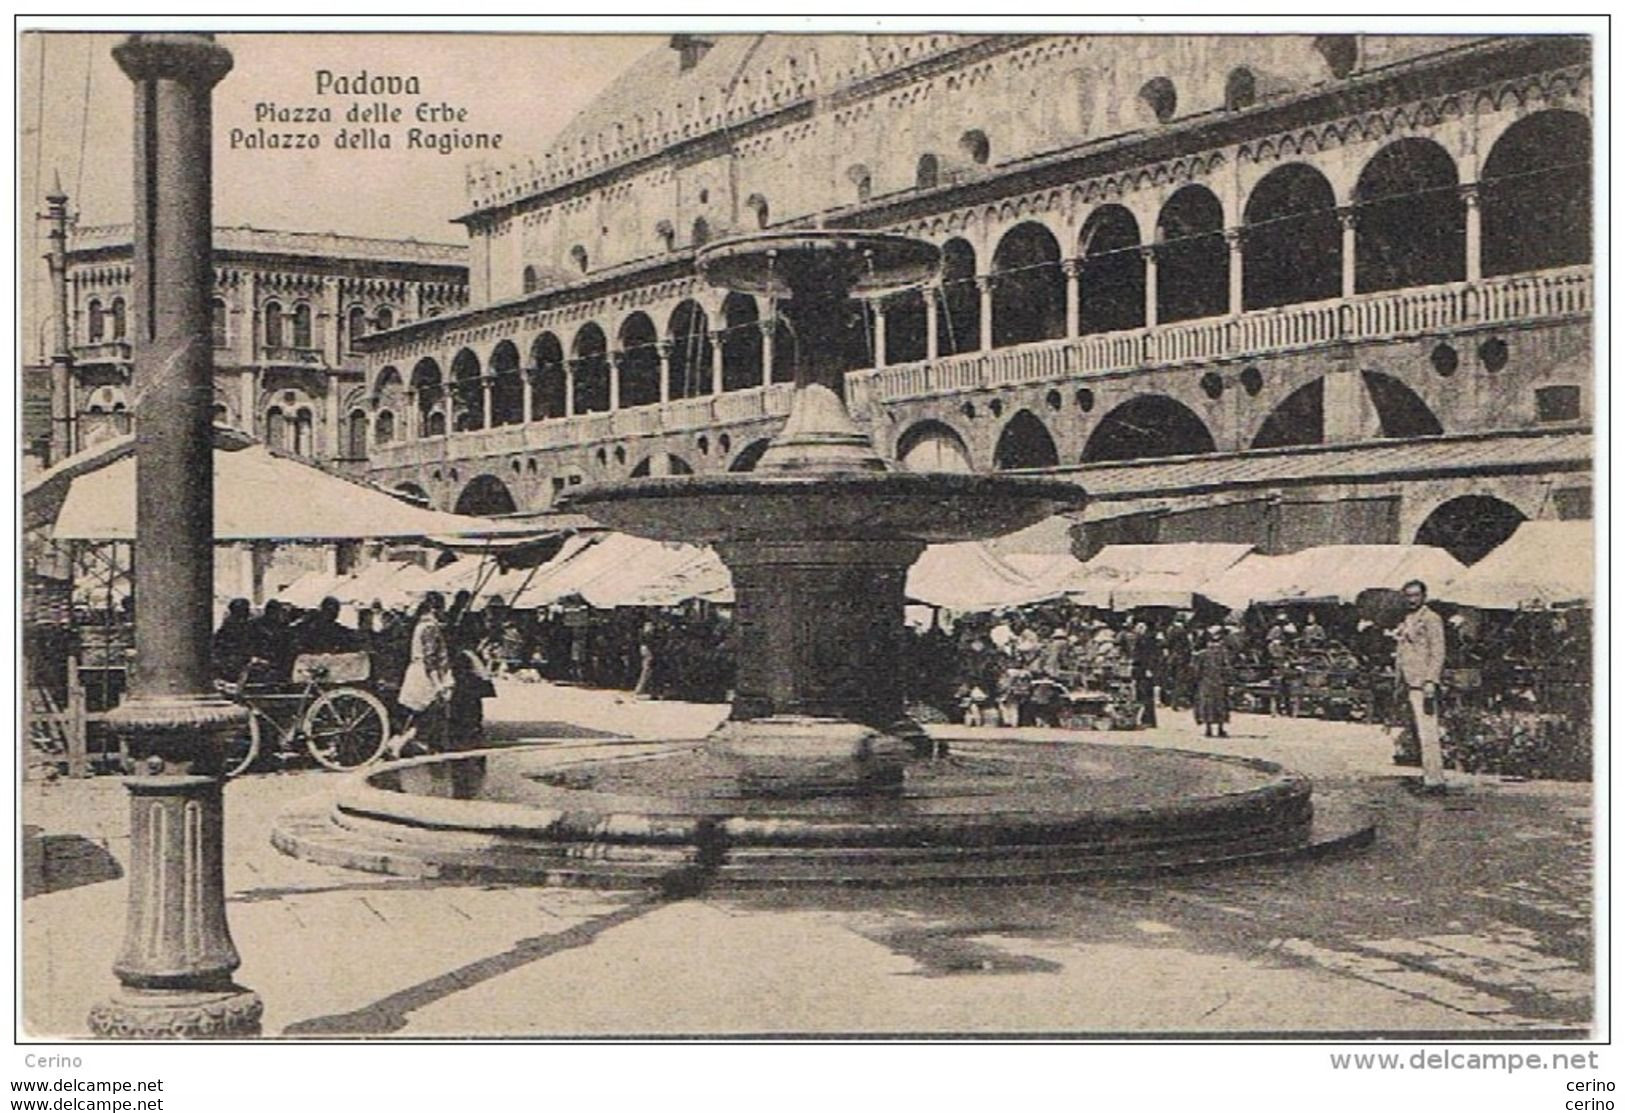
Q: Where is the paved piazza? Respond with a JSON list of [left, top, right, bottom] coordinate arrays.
[[23, 680, 1592, 1038]]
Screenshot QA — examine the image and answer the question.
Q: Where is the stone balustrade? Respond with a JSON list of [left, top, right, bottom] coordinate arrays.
[[857, 264, 1591, 404]]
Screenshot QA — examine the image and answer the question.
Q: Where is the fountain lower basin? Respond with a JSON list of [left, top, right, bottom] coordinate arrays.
[[271, 739, 1373, 888]]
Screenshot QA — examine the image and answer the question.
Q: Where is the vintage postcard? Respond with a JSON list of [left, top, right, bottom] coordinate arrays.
[[17, 22, 1599, 1069]]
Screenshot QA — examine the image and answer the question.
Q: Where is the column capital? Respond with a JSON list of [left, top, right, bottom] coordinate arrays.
[[1061, 257, 1083, 278], [756, 319, 777, 339], [657, 339, 674, 358], [1138, 243, 1159, 263], [974, 273, 997, 294], [112, 33, 234, 88], [1458, 182, 1482, 209], [1336, 204, 1360, 230], [1223, 226, 1247, 247]]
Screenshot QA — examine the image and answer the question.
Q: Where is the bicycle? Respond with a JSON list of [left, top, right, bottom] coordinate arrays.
[[218, 651, 392, 778]]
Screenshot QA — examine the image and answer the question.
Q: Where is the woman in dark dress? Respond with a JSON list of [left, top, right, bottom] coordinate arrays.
[[1192, 628, 1232, 739]]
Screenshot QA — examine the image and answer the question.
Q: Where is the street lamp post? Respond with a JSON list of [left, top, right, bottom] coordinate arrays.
[[87, 32, 262, 1040]]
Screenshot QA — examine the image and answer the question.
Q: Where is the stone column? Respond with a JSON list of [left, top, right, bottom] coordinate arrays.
[[44, 173, 74, 464], [1337, 206, 1358, 299], [870, 299, 888, 369], [565, 360, 577, 417], [237, 271, 257, 367], [1140, 245, 1159, 329], [238, 368, 256, 436], [522, 369, 535, 423], [405, 388, 418, 439], [975, 275, 994, 352], [609, 352, 622, 411], [324, 374, 341, 461], [759, 317, 774, 386], [924, 286, 939, 361], [481, 375, 493, 427], [709, 329, 724, 394], [321, 275, 340, 366], [657, 340, 672, 405], [91, 32, 261, 1040], [1225, 227, 1245, 316], [1062, 258, 1081, 339], [1461, 183, 1482, 284]]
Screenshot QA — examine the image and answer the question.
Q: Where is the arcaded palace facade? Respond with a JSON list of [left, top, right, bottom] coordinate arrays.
[[55, 222, 467, 472], [353, 33, 1590, 563]]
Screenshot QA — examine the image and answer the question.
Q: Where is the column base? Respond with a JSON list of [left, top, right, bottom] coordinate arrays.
[[708, 717, 912, 798], [88, 985, 263, 1040]]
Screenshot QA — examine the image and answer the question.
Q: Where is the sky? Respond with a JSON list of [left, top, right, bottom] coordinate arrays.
[[19, 31, 660, 357]]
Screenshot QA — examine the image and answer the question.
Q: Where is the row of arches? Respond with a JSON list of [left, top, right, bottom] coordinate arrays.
[[895, 370, 1445, 473], [201, 299, 398, 352], [891, 111, 1588, 360], [84, 297, 126, 344], [376, 293, 794, 436]]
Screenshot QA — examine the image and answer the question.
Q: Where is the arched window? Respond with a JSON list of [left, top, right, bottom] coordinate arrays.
[[916, 153, 940, 190], [455, 475, 519, 516], [346, 409, 368, 459], [522, 265, 539, 294], [375, 410, 395, 445], [994, 411, 1060, 470], [450, 348, 484, 430], [570, 323, 611, 415], [1077, 205, 1144, 334], [211, 298, 228, 348], [292, 303, 314, 349], [1139, 77, 1177, 123], [667, 301, 712, 399], [530, 332, 566, 419], [1242, 163, 1340, 310], [847, 164, 872, 202], [1481, 110, 1591, 277], [991, 222, 1065, 347], [110, 297, 126, 341], [959, 129, 990, 165], [617, 313, 662, 407], [375, 306, 394, 331], [347, 305, 367, 351], [1156, 185, 1228, 323], [293, 409, 314, 457], [489, 341, 524, 426], [1083, 395, 1215, 463], [1355, 138, 1463, 293], [263, 301, 284, 348], [411, 357, 444, 436], [1314, 34, 1359, 79], [87, 299, 105, 343], [1225, 67, 1258, 111], [265, 407, 287, 451], [656, 220, 676, 252], [936, 238, 980, 356], [720, 294, 762, 391], [746, 193, 770, 229], [570, 245, 589, 273], [691, 218, 710, 248]]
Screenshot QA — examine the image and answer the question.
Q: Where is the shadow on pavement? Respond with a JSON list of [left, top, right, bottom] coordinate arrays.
[[22, 826, 123, 899]]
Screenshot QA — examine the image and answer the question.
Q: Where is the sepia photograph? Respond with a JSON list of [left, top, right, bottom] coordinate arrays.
[[11, 15, 1606, 1098]]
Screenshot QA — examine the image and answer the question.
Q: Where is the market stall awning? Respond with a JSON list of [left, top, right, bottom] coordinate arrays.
[[1437, 521, 1594, 609], [26, 432, 537, 541], [1201, 544, 1467, 610], [906, 542, 1059, 611], [1065, 543, 1254, 610], [579, 544, 732, 608]]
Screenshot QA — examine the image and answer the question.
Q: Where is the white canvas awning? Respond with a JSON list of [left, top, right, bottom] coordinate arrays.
[[1200, 544, 1467, 610], [26, 433, 534, 541], [1437, 521, 1594, 609], [1064, 543, 1255, 610]]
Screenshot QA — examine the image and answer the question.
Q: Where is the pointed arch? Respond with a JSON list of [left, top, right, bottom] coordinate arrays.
[[994, 410, 1060, 470], [1082, 395, 1215, 463]]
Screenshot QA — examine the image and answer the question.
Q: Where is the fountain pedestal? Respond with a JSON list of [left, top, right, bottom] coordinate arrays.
[[563, 232, 1085, 797]]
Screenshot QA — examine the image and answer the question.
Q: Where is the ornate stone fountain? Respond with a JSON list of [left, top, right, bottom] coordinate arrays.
[[274, 229, 1370, 888]]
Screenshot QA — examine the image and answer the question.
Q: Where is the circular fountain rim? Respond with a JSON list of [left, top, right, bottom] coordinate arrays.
[[695, 229, 942, 297]]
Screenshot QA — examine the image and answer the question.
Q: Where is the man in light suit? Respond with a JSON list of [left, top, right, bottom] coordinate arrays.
[[1395, 578, 1448, 793]]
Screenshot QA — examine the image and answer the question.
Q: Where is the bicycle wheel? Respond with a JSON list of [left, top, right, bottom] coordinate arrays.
[[302, 687, 390, 771], [222, 708, 264, 779]]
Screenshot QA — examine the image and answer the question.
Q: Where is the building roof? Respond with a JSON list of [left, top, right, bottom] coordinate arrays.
[[67, 223, 467, 267], [1064, 429, 1591, 505]]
